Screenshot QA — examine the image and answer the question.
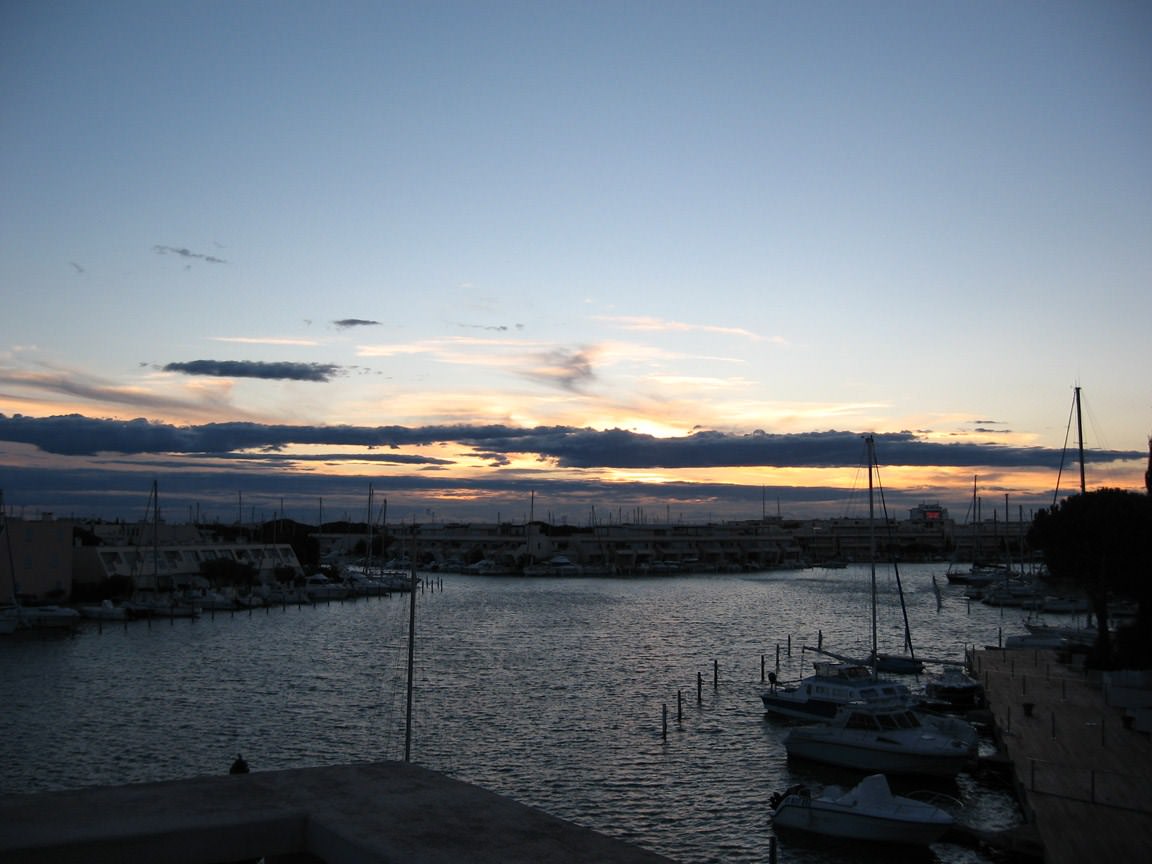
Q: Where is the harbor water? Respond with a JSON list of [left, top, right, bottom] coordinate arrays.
[[0, 564, 1046, 863]]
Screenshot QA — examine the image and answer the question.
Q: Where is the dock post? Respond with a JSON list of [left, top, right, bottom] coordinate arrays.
[[769, 836, 777, 864], [787, 634, 791, 656], [662, 704, 667, 741], [714, 659, 719, 689], [761, 654, 765, 683], [775, 643, 780, 672], [677, 690, 682, 724], [1051, 710, 1056, 739]]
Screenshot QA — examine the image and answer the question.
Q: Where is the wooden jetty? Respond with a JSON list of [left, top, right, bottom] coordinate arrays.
[[972, 647, 1152, 864]]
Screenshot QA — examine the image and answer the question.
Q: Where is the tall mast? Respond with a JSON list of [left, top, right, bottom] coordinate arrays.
[[865, 435, 878, 678], [404, 525, 417, 762], [1075, 385, 1086, 494]]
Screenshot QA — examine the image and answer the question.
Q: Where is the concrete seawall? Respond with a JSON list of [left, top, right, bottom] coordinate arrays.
[[0, 761, 676, 864]]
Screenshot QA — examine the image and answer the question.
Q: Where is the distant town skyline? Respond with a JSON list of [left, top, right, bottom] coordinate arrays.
[[2, 3, 1150, 525]]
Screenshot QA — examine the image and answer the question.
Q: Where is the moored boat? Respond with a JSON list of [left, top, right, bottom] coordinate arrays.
[[2, 604, 82, 631], [770, 773, 955, 844], [783, 701, 977, 777], [924, 666, 985, 710], [761, 660, 913, 720], [304, 573, 351, 601]]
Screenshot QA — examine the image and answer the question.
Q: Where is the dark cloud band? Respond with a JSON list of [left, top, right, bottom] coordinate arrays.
[[163, 361, 340, 382], [0, 413, 1141, 470]]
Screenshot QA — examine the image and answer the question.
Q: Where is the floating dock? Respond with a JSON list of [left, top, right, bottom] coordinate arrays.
[[0, 761, 675, 863], [972, 647, 1152, 864]]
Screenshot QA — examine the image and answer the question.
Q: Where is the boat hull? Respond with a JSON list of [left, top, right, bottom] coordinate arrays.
[[784, 728, 972, 777], [772, 800, 951, 844]]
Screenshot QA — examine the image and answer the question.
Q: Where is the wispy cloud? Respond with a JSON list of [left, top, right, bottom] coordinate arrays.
[[333, 319, 381, 329], [597, 315, 763, 340], [457, 322, 525, 332], [0, 364, 215, 413], [209, 337, 320, 346], [163, 360, 341, 382], [152, 245, 227, 264], [520, 347, 597, 392]]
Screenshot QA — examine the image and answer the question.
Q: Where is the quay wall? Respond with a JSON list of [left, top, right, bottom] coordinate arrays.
[[0, 761, 674, 864], [972, 648, 1152, 864]]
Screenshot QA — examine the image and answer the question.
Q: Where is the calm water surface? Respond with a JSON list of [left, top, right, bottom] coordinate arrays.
[[1, 565, 1045, 863]]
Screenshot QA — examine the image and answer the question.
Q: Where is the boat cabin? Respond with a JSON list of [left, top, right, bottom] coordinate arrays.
[[843, 707, 923, 731]]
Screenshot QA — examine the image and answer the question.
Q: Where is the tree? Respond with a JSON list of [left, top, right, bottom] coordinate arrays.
[[1027, 488, 1152, 667]]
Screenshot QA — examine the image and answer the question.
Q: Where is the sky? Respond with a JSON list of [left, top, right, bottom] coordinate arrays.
[[1, 1, 1150, 527]]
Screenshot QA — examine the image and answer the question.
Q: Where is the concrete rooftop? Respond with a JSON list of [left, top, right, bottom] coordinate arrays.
[[0, 761, 677, 864]]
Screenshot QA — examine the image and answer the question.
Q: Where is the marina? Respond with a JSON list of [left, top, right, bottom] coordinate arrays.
[[0, 565, 1143, 862]]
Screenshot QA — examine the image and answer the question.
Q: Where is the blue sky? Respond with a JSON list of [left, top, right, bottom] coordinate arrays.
[[1, 1, 1149, 525]]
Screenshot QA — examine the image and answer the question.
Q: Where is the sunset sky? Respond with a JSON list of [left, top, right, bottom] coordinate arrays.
[[1, 1, 1149, 527]]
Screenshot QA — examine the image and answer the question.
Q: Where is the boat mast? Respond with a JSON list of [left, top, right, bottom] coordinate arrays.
[[151, 479, 159, 593], [404, 524, 417, 762], [1075, 385, 1086, 494], [865, 435, 878, 678], [366, 483, 374, 572]]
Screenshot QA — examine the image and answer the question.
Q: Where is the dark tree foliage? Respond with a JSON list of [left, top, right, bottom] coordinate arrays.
[[1027, 488, 1152, 668]]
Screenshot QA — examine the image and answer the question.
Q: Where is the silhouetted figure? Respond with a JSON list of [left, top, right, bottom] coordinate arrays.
[[229, 753, 249, 774]]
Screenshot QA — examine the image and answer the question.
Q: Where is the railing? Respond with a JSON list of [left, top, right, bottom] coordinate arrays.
[[1024, 757, 1152, 813]]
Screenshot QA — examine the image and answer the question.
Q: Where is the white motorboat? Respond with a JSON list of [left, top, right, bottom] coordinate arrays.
[[760, 661, 912, 720], [784, 701, 977, 777], [770, 773, 955, 844]]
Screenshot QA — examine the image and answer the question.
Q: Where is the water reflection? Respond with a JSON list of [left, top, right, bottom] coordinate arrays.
[[1, 566, 1032, 863]]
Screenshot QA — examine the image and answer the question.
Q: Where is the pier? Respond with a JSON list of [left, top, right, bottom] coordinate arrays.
[[972, 647, 1152, 864], [0, 761, 674, 864]]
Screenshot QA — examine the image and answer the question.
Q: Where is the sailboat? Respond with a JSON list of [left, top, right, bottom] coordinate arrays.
[[761, 437, 923, 718], [814, 436, 924, 673], [122, 481, 199, 619], [781, 437, 978, 776], [946, 477, 1000, 587]]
